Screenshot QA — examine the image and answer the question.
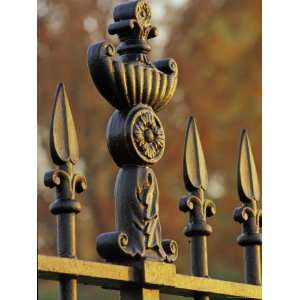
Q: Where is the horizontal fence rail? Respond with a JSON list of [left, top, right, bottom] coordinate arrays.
[[38, 255, 262, 299], [38, 1, 262, 299]]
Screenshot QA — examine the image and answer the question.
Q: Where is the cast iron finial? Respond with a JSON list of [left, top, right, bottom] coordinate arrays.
[[234, 129, 261, 285], [49, 83, 80, 166], [237, 129, 261, 203], [45, 83, 87, 214], [108, 0, 159, 56], [179, 117, 216, 293], [180, 116, 216, 238], [44, 83, 87, 300], [90, 0, 178, 265], [87, 0, 178, 112], [234, 130, 261, 237], [183, 116, 208, 193]]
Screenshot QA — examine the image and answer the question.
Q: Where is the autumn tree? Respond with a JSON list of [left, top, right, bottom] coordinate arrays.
[[38, 0, 261, 297]]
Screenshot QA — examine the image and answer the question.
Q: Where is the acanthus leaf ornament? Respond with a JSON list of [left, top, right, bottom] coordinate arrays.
[[91, 0, 178, 264], [96, 167, 177, 263], [39, 0, 264, 299]]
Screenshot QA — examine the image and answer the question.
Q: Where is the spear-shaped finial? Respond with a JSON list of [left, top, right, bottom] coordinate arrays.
[[44, 83, 87, 300], [234, 129, 262, 285], [45, 82, 87, 208], [180, 117, 215, 236], [237, 129, 260, 203], [45, 82, 87, 227], [45, 82, 87, 217], [179, 117, 216, 300], [45, 83, 87, 204], [49, 83, 80, 166], [183, 117, 208, 193]]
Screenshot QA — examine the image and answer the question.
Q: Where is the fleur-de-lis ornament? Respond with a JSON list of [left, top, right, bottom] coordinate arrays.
[[180, 117, 216, 290], [89, 0, 178, 266], [234, 129, 262, 285], [44, 83, 87, 300], [88, 0, 178, 113], [44, 83, 87, 216]]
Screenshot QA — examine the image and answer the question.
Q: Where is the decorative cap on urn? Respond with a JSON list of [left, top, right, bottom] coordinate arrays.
[[87, 0, 178, 112], [108, 0, 159, 56]]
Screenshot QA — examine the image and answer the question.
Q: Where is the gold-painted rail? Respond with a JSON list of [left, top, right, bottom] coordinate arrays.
[[38, 255, 262, 299], [39, 1, 262, 299]]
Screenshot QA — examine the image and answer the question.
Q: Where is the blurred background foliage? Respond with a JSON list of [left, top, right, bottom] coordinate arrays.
[[38, 0, 261, 299]]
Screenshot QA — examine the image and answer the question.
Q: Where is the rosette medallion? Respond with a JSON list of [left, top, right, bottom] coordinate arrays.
[[107, 104, 165, 166], [88, 0, 178, 264]]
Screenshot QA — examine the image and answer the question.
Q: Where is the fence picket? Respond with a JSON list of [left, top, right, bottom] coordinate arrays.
[[44, 83, 87, 300], [180, 116, 216, 300], [234, 129, 262, 285]]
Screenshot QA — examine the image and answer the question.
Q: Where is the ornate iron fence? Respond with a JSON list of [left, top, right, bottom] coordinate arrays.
[[38, 1, 262, 299]]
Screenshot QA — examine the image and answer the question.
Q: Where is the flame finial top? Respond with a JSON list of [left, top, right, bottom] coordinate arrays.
[[183, 117, 208, 193], [108, 0, 159, 56], [237, 129, 261, 203], [49, 83, 79, 166]]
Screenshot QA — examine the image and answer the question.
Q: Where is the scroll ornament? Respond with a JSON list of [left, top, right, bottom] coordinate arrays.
[[89, 0, 178, 263]]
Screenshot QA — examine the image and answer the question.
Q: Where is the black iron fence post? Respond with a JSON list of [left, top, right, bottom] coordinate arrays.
[[87, 1, 178, 299], [234, 129, 262, 285], [179, 117, 216, 300], [44, 83, 87, 300]]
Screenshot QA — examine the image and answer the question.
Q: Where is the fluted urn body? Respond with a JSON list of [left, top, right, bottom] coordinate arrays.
[[88, 42, 178, 112], [88, 0, 179, 264], [88, 0, 178, 112]]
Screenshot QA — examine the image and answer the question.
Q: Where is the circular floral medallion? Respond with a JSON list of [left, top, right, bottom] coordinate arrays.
[[131, 107, 165, 163]]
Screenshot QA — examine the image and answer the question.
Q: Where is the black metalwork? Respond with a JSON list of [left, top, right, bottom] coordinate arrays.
[[88, 0, 178, 265], [39, 1, 262, 300], [88, 0, 177, 113], [234, 129, 262, 285], [44, 83, 87, 300], [180, 117, 216, 300]]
